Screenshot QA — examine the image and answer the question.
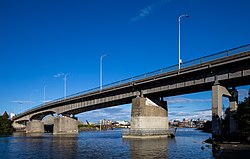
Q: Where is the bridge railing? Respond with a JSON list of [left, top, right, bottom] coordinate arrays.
[[55, 44, 250, 100], [15, 44, 250, 118]]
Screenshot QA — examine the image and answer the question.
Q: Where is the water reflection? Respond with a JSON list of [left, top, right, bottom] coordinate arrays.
[[12, 131, 27, 137], [123, 138, 175, 159], [10, 132, 78, 159], [51, 134, 78, 159], [1, 129, 213, 159]]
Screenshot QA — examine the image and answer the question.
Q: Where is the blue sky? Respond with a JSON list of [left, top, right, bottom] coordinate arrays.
[[0, 0, 249, 122]]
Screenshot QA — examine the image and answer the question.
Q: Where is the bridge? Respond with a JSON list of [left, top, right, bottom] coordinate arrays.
[[13, 44, 250, 137]]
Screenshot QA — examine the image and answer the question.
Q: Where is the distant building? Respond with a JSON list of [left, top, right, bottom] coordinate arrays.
[[117, 121, 130, 125], [112, 120, 130, 127], [169, 119, 209, 128]]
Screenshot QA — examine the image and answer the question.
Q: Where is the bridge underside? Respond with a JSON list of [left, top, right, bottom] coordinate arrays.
[[12, 49, 250, 135]]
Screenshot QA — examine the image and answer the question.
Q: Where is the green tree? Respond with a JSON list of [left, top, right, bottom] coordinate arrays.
[[2, 111, 9, 120], [0, 111, 13, 134], [237, 89, 250, 139], [202, 120, 212, 133]]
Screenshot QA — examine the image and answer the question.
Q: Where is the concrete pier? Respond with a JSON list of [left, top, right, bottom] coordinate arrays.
[[53, 116, 78, 134], [12, 121, 27, 131], [212, 85, 238, 138], [123, 97, 172, 138], [26, 120, 44, 133]]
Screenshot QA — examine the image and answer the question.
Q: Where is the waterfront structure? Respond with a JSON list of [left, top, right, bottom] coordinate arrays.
[[12, 44, 250, 138]]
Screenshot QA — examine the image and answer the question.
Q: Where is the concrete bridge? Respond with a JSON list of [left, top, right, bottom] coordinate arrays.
[[12, 44, 250, 137]]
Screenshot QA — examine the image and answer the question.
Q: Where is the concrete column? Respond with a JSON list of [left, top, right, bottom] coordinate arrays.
[[131, 97, 168, 130], [53, 116, 78, 134], [212, 85, 231, 138], [26, 120, 44, 133], [123, 97, 170, 138]]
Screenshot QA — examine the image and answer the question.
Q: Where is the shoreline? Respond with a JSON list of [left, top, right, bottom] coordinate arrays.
[[215, 142, 250, 159]]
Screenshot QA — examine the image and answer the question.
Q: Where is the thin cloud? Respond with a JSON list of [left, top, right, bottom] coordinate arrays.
[[77, 106, 131, 123], [169, 111, 190, 116], [171, 106, 186, 109], [40, 100, 52, 103], [54, 72, 64, 78], [238, 89, 249, 99], [193, 108, 211, 112], [169, 110, 212, 121], [131, 0, 172, 22], [166, 97, 211, 104], [12, 100, 35, 104]]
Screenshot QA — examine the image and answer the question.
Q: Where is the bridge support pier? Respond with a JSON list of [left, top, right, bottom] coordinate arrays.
[[123, 97, 172, 138], [53, 116, 78, 134], [212, 85, 238, 138], [26, 120, 44, 133]]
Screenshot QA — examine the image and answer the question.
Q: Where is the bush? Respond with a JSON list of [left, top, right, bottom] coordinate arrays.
[[0, 111, 13, 134], [237, 90, 250, 139]]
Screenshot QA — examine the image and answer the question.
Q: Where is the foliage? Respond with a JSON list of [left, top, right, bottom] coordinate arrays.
[[221, 108, 231, 139], [2, 111, 9, 120], [0, 111, 13, 134], [78, 124, 96, 128], [202, 120, 212, 133], [237, 89, 250, 139]]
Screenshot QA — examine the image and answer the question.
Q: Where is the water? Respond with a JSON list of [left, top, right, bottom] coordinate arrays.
[[0, 128, 214, 159]]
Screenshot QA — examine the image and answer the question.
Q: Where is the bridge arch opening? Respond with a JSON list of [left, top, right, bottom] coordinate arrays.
[[25, 111, 56, 133], [29, 111, 56, 121], [42, 115, 55, 133], [12, 120, 29, 131]]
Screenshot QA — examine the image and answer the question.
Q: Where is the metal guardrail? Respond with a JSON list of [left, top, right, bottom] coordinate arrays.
[[15, 44, 250, 118]]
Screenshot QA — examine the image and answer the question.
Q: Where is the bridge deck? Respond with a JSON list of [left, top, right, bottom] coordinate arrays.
[[13, 44, 250, 121]]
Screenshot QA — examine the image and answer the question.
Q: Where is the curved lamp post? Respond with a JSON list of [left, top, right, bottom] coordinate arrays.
[[178, 14, 189, 70], [100, 54, 109, 90], [55, 73, 68, 100]]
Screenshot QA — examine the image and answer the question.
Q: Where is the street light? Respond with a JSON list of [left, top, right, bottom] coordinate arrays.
[[100, 54, 109, 90], [54, 73, 68, 100], [12, 100, 34, 113], [29, 94, 32, 109], [178, 14, 189, 70], [43, 85, 46, 104], [63, 74, 68, 100]]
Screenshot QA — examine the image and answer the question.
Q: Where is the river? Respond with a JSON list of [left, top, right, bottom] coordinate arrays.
[[0, 128, 214, 159]]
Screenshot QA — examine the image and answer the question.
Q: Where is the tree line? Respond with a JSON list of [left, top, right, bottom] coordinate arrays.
[[221, 89, 250, 142], [237, 89, 250, 140], [0, 111, 13, 134]]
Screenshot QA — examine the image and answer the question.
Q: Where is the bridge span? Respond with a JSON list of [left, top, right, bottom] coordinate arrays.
[[13, 44, 250, 137]]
